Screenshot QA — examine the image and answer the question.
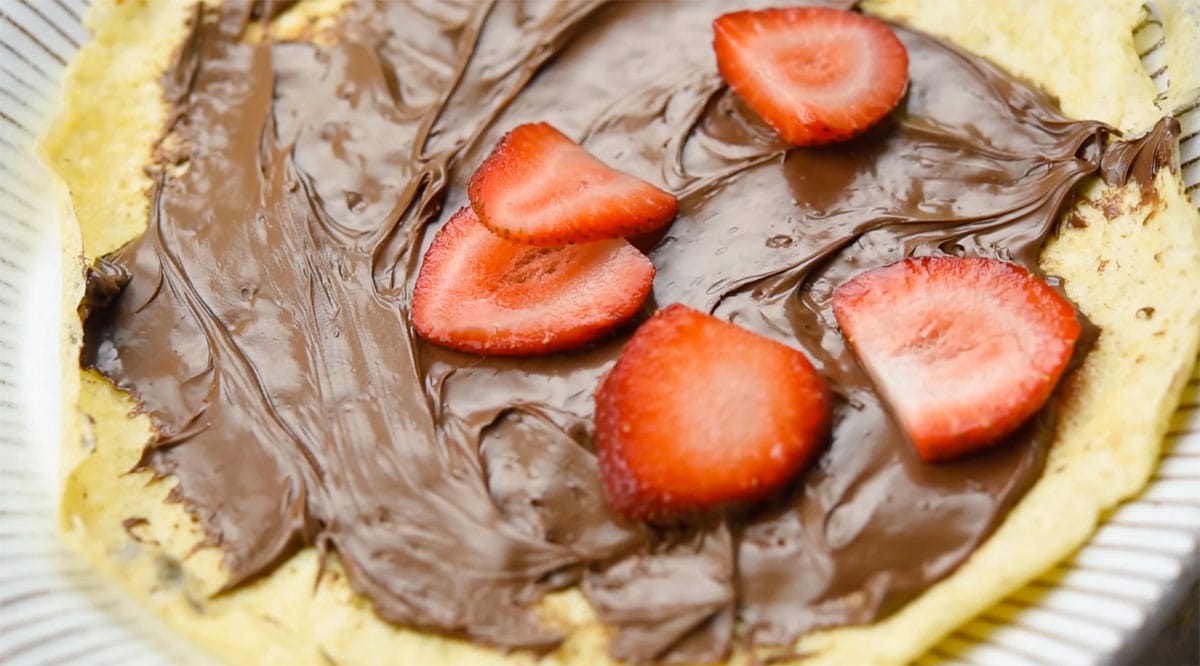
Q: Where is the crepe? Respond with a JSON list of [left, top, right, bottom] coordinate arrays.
[[44, 0, 1200, 664]]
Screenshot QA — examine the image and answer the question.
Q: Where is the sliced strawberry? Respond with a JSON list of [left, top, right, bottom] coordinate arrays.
[[412, 207, 654, 356], [712, 7, 909, 146], [595, 304, 831, 521], [832, 256, 1081, 462], [468, 122, 678, 246]]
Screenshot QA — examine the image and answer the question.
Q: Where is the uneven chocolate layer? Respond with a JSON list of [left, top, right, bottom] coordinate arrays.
[[82, 0, 1177, 663]]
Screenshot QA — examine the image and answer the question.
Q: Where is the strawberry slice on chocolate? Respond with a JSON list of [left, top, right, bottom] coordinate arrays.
[[712, 6, 909, 146], [468, 122, 678, 246], [832, 256, 1082, 462], [411, 207, 654, 356], [595, 304, 832, 521]]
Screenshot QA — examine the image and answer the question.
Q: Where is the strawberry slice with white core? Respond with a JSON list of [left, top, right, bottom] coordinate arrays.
[[712, 7, 909, 146], [832, 256, 1081, 462], [595, 304, 831, 521], [468, 122, 678, 246], [411, 207, 655, 356]]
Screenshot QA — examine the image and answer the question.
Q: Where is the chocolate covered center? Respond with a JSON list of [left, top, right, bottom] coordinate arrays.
[[82, 1, 1176, 662]]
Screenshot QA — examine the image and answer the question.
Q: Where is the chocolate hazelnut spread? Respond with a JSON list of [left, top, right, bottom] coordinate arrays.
[[80, 0, 1179, 663]]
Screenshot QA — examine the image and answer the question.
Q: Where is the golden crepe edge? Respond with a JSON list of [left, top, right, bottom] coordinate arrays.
[[41, 1, 1200, 664]]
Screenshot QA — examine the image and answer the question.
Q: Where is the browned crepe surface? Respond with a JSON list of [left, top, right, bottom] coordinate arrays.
[[46, 1, 1200, 664]]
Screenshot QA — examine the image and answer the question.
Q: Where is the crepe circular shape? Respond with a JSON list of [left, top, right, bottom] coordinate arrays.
[[31, 0, 1200, 665]]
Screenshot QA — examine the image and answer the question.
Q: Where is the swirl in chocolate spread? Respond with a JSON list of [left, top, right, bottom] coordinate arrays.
[[81, 0, 1178, 663]]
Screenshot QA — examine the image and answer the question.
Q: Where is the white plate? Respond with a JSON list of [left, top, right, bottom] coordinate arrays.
[[1, 2, 1197, 664]]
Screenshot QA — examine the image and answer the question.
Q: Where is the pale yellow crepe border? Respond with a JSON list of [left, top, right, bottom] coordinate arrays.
[[45, 1, 1200, 664]]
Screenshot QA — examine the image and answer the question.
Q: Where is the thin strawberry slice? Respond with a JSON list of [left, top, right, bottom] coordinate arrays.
[[468, 122, 678, 246], [832, 256, 1082, 462], [412, 207, 654, 356], [595, 304, 831, 521], [712, 7, 909, 146]]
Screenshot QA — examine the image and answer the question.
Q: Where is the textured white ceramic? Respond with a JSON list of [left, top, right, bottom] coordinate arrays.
[[1, 2, 1197, 665]]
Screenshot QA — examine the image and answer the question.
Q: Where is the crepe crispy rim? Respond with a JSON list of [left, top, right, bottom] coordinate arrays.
[[46, 1, 1200, 664]]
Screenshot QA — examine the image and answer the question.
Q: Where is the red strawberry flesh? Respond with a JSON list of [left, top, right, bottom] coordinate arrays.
[[712, 7, 909, 146], [595, 304, 831, 521], [411, 207, 655, 356], [832, 256, 1081, 462], [468, 122, 677, 246]]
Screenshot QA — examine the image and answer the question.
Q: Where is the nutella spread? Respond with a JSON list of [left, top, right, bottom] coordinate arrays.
[[80, 0, 1179, 663]]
